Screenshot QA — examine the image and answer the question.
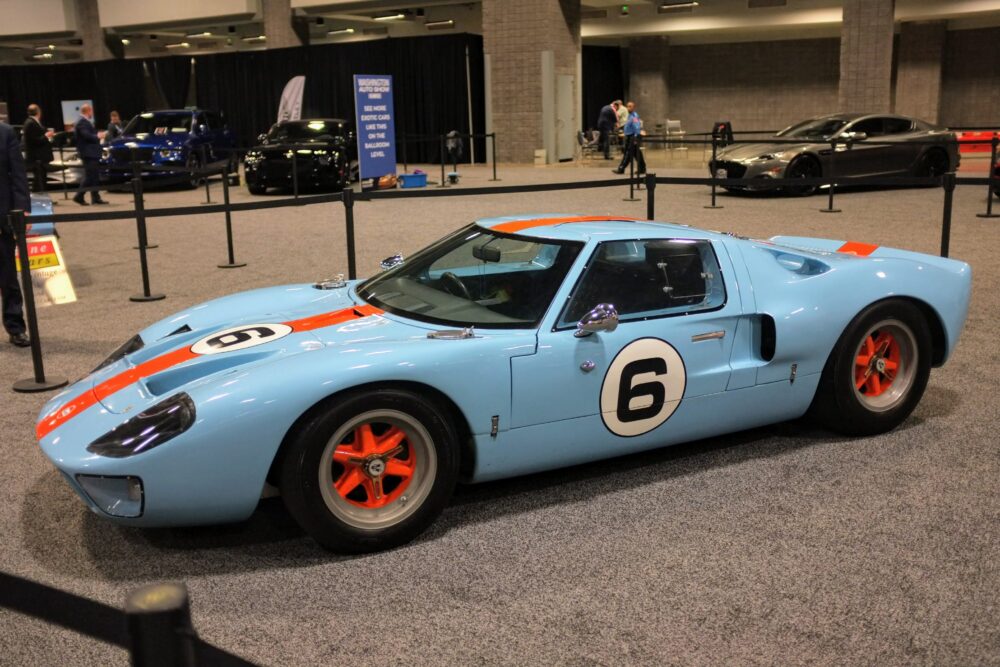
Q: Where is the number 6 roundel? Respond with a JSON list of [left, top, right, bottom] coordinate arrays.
[[600, 338, 686, 437]]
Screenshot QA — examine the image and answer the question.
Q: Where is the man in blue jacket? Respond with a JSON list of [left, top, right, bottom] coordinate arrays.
[[74, 104, 108, 206], [612, 101, 647, 176], [0, 121, 31, 346]]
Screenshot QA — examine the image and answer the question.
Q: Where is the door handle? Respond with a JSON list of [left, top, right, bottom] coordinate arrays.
[[691, 330, 725, 342]]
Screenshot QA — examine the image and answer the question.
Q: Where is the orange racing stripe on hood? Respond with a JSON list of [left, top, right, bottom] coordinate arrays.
[[837, 241, 879, 256], [36, 305, 384, 440], [491, 216, 639, 234]]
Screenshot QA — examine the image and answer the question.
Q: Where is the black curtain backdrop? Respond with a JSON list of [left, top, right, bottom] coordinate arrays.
[[582, 45, 624, 132], [0, 34, 485, 163]]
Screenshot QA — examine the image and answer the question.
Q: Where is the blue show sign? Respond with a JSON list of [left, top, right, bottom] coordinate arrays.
[[353, 75, 397, 180]]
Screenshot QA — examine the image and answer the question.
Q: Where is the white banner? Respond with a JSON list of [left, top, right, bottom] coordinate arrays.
[[15, 235, 77, 306], [277, 76, 306, 123]]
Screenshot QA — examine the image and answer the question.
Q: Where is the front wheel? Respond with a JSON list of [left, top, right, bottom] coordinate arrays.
[[184, 152, 202, 190], [280, 389, 459, 553], [783, 156, 820, 196], [809, 300, 932, 436]]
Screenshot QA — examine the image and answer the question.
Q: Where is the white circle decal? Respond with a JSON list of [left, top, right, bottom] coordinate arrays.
[[600, 338, 686, 437], [190, 323, 293, 355]]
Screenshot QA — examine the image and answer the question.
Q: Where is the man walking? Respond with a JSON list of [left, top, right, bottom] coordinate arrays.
[[612, 101, 647, 176], [0, 120, 32, 347], [22, 104, 53, 192], [597, 101, 619, 160], [74, 104, 107, 206]]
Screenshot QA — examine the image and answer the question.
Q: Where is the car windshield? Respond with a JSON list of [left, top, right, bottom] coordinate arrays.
[[267, 121, 350, 143], [124, 113, 193, 135], [357, 224, 583, 329], [777, 118, 849, 140]]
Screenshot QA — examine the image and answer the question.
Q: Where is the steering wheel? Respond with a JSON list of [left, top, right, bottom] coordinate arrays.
[[440, 271, 472, 300]]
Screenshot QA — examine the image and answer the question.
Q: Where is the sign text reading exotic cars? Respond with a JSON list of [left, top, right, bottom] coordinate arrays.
[[353, 75, 397, 180]]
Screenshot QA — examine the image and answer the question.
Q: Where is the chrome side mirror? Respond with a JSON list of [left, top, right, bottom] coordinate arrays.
[[379, 253, 404, 271], [575, 303, 619, 338]]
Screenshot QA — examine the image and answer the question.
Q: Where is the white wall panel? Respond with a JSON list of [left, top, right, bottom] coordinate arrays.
[[0, 0, 76, 36], [96, 0, 258, 28]]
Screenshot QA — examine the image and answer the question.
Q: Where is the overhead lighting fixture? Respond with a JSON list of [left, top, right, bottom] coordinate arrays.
[[373, 13, 405, 21], [33, 53, 53, 59], [35, 44, 56, 51], [425, 19, 455, 30], [658, 1, 699, 12], [121, 38, 131, 45], [327, 27, 355, 35], [242, 35, 267, 42], [186, 31, 213, 38], [165, 42, 190, 49]]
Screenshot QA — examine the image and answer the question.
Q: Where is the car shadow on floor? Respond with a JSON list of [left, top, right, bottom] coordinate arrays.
[[20, 385, 957, 581]]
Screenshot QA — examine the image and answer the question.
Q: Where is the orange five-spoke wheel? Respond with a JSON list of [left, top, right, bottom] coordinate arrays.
[[280, 389, 459, 553], [811, 300, 931, 436]]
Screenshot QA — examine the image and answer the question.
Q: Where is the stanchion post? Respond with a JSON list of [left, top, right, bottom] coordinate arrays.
[[218, 165, 246, 269], [130, 167, 165, 302], [623, 153, 639, 202], [342, 188, 357, 280], [59, 145, 68, 200], [438, 135, 448, 188], [976, 134, 999, 219], [489, 133, 500, 182], [645, 173, 656, 220], [820, 139, 841, 213], [200, 144, 212, 205], [940, 172, 955, 258], [9, 210, 68, 393], [131, 162, 158, 250], [401, 134, 408, 174], [705, 134, 723, 209], [125, 583, 198, 667]]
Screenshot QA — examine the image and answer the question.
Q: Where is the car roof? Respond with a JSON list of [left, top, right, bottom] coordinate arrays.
[[474, 214, 728, 243]]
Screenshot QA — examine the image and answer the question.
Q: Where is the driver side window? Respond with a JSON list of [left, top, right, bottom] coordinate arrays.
[[558, 239, 725, 328]]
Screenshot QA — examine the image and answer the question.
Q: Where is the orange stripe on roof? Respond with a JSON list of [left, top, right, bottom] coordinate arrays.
[[490, 216, 639, 234], [36, 305, 384, 440], [838, 241, 879, 257]]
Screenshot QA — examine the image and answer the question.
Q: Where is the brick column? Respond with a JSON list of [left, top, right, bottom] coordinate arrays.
[[483, 0, 581, 163], [627, 36, 669, 131], [838, 0, 895, 113], [75, 0, 113, 61], [262, 0, 302, 49], [895, 21, 945, 123]]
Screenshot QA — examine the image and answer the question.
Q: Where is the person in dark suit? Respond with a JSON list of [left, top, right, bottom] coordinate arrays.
[[597, 101, 619, 160], [22, 104, 53, 192], [0, 121, 31, 347], [74, 104, 107, 206]]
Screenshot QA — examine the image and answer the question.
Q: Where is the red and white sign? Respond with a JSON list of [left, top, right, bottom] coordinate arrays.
[[14, 235, 77, 306]]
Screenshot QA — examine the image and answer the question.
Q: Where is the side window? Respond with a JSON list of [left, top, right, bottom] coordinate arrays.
[[849, 118, 885, 137], [883, 117, 914, 134], [558, 239, 726, 328]]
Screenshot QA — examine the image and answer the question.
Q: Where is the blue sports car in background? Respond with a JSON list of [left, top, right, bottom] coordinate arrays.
[[35, 215, 971, 553], [102, 109, 237, 187]]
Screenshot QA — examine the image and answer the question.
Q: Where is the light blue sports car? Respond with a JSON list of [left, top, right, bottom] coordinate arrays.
[[35, 215, 971, 552]]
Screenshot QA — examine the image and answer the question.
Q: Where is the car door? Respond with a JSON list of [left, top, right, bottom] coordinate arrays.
[[510, 237, 741, 439], [835, 117, 897, 176]]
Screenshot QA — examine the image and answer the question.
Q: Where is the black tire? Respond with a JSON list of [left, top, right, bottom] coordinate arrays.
[[184, 152, 202, 190], [280, 389, 459, 553], [809, 299, 932, 436], [915, 149, 950, 179], [247, 177, 266, 195], [783, 156, 820, 196]]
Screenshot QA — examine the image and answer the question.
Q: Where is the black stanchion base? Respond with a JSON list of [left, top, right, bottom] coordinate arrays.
[[13, 377, 69, 393], [819, 208, 842, 214], [217, 262, 247, 269], [130, 293, 166, 302], [488, 178, 501, 182], [975, 213, 1000, 218], [133, 244, 159, 250], [704, 205, 724, 209], [623, 196, 641, 202]]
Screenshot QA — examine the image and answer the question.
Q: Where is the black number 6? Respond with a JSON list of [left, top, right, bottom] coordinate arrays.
[[616, 358, 668, 423]]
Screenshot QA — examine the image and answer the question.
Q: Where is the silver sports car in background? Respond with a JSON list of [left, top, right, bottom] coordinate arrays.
[[709, 113, 959, 195]]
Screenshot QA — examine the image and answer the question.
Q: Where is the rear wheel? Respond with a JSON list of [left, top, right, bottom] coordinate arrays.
[[184, 152, 202, 190], [783, 156, 820, 196], [810, 300, 931, 436], [916, 149, 950, 179], [247, 175, 266, 195], [280, 389, 459, 553]]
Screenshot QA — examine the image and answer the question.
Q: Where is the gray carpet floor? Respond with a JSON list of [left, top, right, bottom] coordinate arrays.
[[1, 162, 998, 666]]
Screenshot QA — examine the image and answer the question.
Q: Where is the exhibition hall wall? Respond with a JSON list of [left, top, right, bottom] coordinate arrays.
[[939, 27, 1000, 127], [0, 33, 486, 162]]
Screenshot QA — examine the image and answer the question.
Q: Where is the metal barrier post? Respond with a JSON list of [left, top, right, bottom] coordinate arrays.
[[200, 145, 212, 204], [940, 172, 956, 258], [623, 152, 639, 202], [9, 210, 68, 393], [125, 583, 198, 667], [401, 134, 408, 174], [438, 135, 448, 188], [342, 188, 357, 280], [59, 146, 68, 200], [645, 173, 656, 220], [291, 150, 299, 199], [131, 162, 158, 250], [489, 133, 500, 181], [976, 134, 999, 219], [129, 169, 165, 302], [218, 165, 246, 269], [705, 134, 723, 209], [820, 139, 841, 213]]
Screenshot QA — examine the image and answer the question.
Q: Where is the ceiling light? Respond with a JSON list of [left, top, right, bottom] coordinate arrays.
[[33, 52, 53, 59], [425, 19, 455, 30], [121, 38, 131, 45], [373, 13, 405, 21], [186, 31, 213, 38], [658, 1, 699, 12], [35, 44, 56, 51], [327, 28, 355, 35], [165, 42, 190, 49], [242, 35, 267, 42]]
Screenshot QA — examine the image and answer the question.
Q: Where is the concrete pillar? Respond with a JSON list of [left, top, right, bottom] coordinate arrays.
[[838, 0, 895, 113], [895, 21, 945, 123], [75, 0, 113, 61], [262, 0, 302, 49], [482, 0, 581, 164], [628, 36, 670, 131]]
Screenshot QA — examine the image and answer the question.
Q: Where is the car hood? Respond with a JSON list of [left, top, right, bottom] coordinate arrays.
[[717, 141, 813, 161]]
